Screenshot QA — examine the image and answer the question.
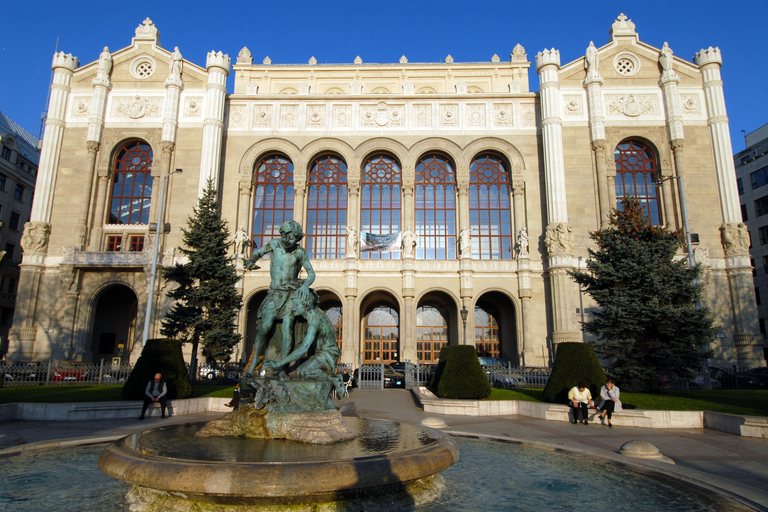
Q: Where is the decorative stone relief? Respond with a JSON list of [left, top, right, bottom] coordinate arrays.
[[545, 222, 574, 256], [351, 81, 363, 94], [134, 18, 159, 41], [415, 104, 432, 127], [467, 104, 485, 127], [73, 97, 90, 117], [130, 56, 156, 80], [21, 221, 50, 254], [455, 82, 467, 94], [354, 56, 362, 64], [263, 56, 272, 65], [606, 94, 658, 117], [511, 44, 527, 62], [280, 105, 298, 128], [246, 81, 259, 95], [309, 56, 317, 65], [694, 247, 710, 267], [494, 104, 513, 126], [445, 55, 454, 63], [721, 222, 750, 256], [229, 105, 246, 128], [491, 54, 500, 63], [236, 47, 252, 65], [610, 13, 636, 37], [508, 81, 521, 93], [61, 248, 153, 266], [440, 104, 459, 127], [333, 105, 351, 128], [252, 105, 271, 127], [399, 55, 408, 64], [521, 103, 536, 127], [361, 103, 404, 127], [613, 52, 640, 77], [564, 95, 583, 116], [114, 95, 162, 119], [298, 82, 310, 94], [402, 81, 415, 94], [184, 97, 203, 117], [681, 95, 700, 115], [307, 105, 325, 127]]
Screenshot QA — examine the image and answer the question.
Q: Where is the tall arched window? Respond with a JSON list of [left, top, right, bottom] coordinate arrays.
[[416, 304, 449, 363], [415, 155, 456, 259], [614, 140, 661, 225], [306, 154, 347, 259], [469, 154, 513, 259], [361, 154, 401, 260], [363, 305, 399, 363], [475, 302, 501, 358], [252, 154, 294, 257], [109, 141, 153, 224]]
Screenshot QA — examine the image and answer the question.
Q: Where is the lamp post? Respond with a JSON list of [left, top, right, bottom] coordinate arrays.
[[141, 168, 183, 348], [460, 306, 469, 345]]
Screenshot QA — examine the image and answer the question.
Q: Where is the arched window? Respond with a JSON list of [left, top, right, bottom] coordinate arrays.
[[415, 155, 456, 259], [323, 305, 343, 354], [109, 141, 153, 224], [475, 302, 501, 358], [363, 305, 399, 363], [469, 154, 512, 259], [416, 304, 449, 363], [306, 154, 347, 259], [252, 154, 294, 257], [614, 140, 661, 225], [361, 154, 401, 260]]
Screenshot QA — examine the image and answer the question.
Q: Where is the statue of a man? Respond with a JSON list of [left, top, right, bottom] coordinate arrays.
[[517, 226, 529, 257], [264, 290, 345, 397], [401, 228, 418, 257], [234, 226, 250, 256], [458, 227, 472, 256], [243, 220, 315, 377], [169, 46, 183, 79], [659, 42, 673, 74], [97, 46, 112, 81], [346, 225, 358, 257]]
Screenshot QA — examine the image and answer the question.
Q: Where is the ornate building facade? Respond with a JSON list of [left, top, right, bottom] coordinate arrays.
[[6, 15, 764, 370]]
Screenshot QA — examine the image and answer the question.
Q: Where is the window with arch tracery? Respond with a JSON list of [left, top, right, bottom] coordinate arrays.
[[363, 305, 399, 364], [416, 155, 456, 259], [469, 154, 513, 259], [323, 304, 343, 354], [361, 154, 401, 260], [306, 154, 347, 259], [416, 304, 449, 363], [252, 154, 294, 257], [475, 303, 500, 358], [614, 140, 661, 225], [109, 141, 153, 225]]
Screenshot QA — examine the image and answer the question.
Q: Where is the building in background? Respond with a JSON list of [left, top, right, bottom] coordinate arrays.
[[0, 110, 39, 355], [735, 124, 768, 364], [5, 14, 765, 370]]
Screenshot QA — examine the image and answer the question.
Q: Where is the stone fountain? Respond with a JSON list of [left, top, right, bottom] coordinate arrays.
[[99, 221, 459, 511]]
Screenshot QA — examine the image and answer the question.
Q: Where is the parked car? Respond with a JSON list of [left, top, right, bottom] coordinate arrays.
[[4, 361, 43, 381], [706, 366, 761, 388], [478, 357, 508, 367], [740, 367, 768, 388], [354, 364, 405, 388], [52, 361, 89, 381], [389, 361, 415, 373], [198, 365, 240, 383]]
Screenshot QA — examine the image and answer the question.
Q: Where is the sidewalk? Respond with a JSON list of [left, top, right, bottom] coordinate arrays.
[[1, 390, 766, 510]]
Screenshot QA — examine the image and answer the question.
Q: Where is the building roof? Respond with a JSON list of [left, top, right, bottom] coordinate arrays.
[[0, 109, 40, 164]]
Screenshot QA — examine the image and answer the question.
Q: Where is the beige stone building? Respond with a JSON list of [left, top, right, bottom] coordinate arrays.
[[6, 14, 764, 370]]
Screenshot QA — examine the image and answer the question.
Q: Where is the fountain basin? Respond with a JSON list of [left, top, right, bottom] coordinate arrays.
[[98, 417, 459, 508]]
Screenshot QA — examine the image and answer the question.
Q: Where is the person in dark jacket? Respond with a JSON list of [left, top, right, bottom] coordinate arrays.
[[139, 373, 168, 419]]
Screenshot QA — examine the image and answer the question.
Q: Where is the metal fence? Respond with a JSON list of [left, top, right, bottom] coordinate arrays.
[[1, 360, 133, 386], [482, 364, 552, 389]]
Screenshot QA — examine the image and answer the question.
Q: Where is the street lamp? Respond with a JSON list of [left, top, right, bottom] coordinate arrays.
[[141, 168, 183, 347], [460, 306, 468, 345]]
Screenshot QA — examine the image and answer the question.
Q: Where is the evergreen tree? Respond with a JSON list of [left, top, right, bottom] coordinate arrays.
[[570, 196, 713, 390], [161, 180, 242, 378]]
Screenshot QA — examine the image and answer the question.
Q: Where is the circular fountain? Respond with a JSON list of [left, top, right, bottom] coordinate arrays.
[[99, 417, 459, 511]]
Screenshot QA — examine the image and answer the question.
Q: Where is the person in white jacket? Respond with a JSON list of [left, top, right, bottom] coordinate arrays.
[[597, 379, 622, 427]]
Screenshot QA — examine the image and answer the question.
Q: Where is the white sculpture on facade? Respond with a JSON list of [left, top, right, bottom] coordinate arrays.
[[545, 222, 573, 256], [234, 226, 250, 256], [96, 47, 112, 81], [458, 227, 472, 256], [346, 226, 358, 257], [585, 41, 599, 80], [517, 226, 529, 257], [659, 42, 677, 80], [401, 228, 418, 257], [169, 47, 183, 79]]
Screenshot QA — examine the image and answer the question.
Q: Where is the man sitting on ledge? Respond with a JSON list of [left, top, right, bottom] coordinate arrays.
[[139, 373, 168, 419]]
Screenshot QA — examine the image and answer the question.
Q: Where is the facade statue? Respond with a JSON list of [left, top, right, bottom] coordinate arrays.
[[401, 228, 418, 257], [20, 221, 51, 255], [659, 42, 674, 75], [458, 227, 472, 256], [96, 46, 112, 81], [585, 41, 599, 79], [545, 222, 573, 256], [242, 220, 315, 377], [346, 225, 358, 257], [263, 289, 345, 397], [517, 226, 529, 257], [721, 222, 750, 256], [169, 47, 183, 79], [234, 226, 250, 255]]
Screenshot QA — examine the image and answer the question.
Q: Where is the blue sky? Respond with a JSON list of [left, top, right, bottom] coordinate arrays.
[[1, 0, 766, 151]]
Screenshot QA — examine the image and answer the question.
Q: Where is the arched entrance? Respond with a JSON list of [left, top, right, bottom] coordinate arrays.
[[474, 291, 518, 364], [361, 293, 400, 364], [244, 290, 269, 364], [416, 291, 459, 363], [90, 284, 138, 363], [318, 290, 343, 354]]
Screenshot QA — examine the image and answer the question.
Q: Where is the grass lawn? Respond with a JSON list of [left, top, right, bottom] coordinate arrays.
[[488, 388, 768, 416], [0, 384, 235, 404]]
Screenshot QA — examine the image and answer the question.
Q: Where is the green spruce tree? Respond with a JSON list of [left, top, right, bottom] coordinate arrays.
[[570, 196, 713, 390], [161, 180, 242, 379]]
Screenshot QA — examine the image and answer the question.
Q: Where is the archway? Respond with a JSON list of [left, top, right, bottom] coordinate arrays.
[[474, 291, 518, 364], [318, 290, 343, 354], [416, 291, 459, 363], [90, 284, 138, 364], [360, 292, 400, 364]]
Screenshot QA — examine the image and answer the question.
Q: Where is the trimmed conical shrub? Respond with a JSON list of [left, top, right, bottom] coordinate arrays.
[[543, 342, 606, 403], [431, 345, 491, 399], [122, 339, 193, 399]]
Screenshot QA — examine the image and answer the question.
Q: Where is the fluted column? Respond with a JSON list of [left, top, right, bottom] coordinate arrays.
[[695, 47, 762, 368], [659, 43, 686, 230], [198, 51, 230, 197], [584, 42, 609, 228], [536, 48, 579, 351], [401, 172, 416, 360]]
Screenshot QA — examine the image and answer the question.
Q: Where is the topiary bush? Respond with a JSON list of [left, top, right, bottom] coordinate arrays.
[[122, 339, 193, 399], [430, 345, 491, 399], [542, 342, 606, 403]]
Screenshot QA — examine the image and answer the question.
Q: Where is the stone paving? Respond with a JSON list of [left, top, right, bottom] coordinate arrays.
[[0, 389, 766, 510]]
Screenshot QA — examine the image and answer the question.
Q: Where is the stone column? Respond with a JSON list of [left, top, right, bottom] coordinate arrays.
[[293, 177, 306, 228], [695, 47, 762, 368], [536, 48, 580, 351], [343, 178, 360, 364], [88, 173, 110, 251], [659, 43, 686, 230], [583, 44, 610, 227], [198, 51, 230, 197], [511, 178, 534, 363], [402, 167, 415, 233], [401, 175, 417, 360], [237, 180, 252, 245]]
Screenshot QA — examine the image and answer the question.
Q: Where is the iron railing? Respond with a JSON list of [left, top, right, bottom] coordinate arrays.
[[1, 360, 133, 386]]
